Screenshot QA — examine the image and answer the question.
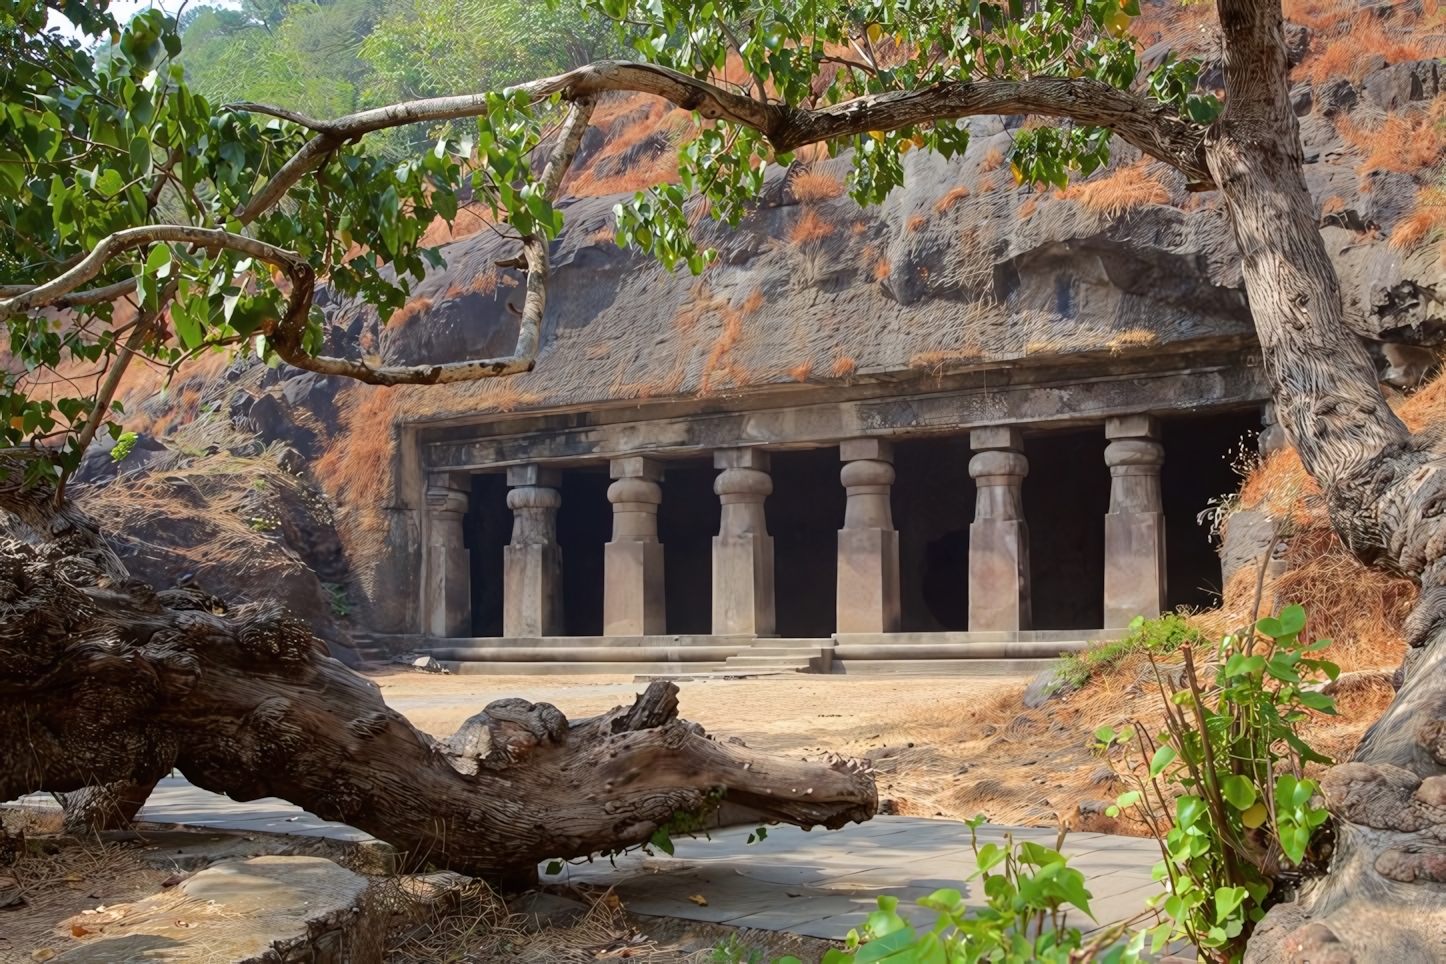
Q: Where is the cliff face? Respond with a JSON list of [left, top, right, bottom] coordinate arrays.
[[68, 3, 1446, 639]]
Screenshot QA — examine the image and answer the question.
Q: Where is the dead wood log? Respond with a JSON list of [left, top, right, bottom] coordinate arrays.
[[0, 536, 875, 882]]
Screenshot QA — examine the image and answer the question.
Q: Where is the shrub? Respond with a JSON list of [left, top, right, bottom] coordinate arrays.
[[1095, 604, 1338, 963], [1057, 613, 1205, 687]]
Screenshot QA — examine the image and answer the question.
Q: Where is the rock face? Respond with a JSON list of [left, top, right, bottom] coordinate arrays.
[[54, 857, 382, 964]]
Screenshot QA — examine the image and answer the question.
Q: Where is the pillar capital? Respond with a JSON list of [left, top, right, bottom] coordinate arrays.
[[506, 463, 562, 488], [1104, 438, 1166, 476], [1106, 413, 1160, 440], [970, 426, 1024, 452], [714, 447, 771, 471], [839, 438, 894, 463], [715, 466, 773, 504], [426, 484, 469, 515], [610, 456, 665, 481]]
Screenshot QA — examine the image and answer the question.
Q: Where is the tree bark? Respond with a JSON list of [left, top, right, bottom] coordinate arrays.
[[0, 527, 875, 883], [1199, 2, 1446, 960]]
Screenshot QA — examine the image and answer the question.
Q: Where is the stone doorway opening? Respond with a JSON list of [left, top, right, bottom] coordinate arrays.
[[1024, 428, 1110, 630]]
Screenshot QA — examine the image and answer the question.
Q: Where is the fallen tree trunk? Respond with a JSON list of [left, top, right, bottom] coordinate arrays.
[[0, 535, 875, 882]]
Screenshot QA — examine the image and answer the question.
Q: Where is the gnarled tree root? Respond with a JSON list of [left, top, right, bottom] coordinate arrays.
[[0, 537, 876, 881]]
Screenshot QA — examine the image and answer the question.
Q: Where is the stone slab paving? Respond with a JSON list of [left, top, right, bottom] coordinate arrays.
[[542, 817, 1164, 940]]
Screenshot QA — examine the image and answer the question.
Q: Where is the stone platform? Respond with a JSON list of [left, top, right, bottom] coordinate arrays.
[[421, 629, 1123, 676]]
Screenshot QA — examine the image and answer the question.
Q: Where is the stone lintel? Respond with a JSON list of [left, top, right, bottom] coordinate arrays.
[[1105, 414, 1161, 440], [839, 438, 894, 463], [507, 464, 563, 488], [714, 447, 771, 471], [970, 426, 1024, 451], [609, 456, 665, 481]]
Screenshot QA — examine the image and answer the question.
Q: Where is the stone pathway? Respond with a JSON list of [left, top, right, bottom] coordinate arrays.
[[17, 777, 1163, 941], [543, 818, 1163, 940]]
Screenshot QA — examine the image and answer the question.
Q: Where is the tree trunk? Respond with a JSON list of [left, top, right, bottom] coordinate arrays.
[[1206, 2, 1446, 960], [0, 533, 875, 882]]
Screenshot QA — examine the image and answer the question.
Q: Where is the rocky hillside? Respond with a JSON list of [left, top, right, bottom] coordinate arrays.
[[49, 0, 1446, 644]]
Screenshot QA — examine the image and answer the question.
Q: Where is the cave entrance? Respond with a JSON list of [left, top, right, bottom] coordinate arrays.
[[655, 459, 717, 636], [767, 448, 846, 637], [1023, 428, 1111, 630], [894, 435, 977, 632], [1160, 409, 1262, 612]]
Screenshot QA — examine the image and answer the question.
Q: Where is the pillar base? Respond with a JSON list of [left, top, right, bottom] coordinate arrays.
[[837, 528, 900, 634], [1104, 511, 1166, 628], [968, 519, 1032, 631], [604, 541, 666, 636], [504, 544, 564, 637], [712, 534, 775, 636]]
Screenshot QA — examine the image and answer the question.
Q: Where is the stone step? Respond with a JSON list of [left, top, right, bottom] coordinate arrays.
[[724, 656, 817, 668], [740, 646, 829, 657]]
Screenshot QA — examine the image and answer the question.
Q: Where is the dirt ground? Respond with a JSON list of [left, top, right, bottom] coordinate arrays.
[[368, 670, 1112, 829]]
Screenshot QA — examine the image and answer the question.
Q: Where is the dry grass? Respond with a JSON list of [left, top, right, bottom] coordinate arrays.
[[934, 185, 972, 213], [980, 146, 1005, 172], [788, 168, 846, 202], [0, 829, 167, 964], [788, 208, 836, 244], [1291, 5, 1444, 84], [790, 359, 814, 382], [387, 297, 433, 330], [906, 214, 928, 233], [1390, 184, 1446, 253], [1057, 162, 1171, 218], [1338, 98, 1446, 175], [1017, 195, 1040, 220], [830, 355, 857, 378]]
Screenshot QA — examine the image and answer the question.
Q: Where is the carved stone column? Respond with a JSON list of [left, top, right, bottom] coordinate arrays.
[[425, 476, 471, 638], [836, 439, 901, 634], [968, 427, 1032, 632], [604, 457, 666, 636], [712, 448, 775, 636], [1103, 415, 1167, 629], [503, 464, 563, 638]]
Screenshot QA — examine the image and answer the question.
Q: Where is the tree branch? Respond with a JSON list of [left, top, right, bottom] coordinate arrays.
[[239, 62, 1211, 189]]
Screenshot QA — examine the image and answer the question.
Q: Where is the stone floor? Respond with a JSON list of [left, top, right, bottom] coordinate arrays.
[[542, 819, 1164, 940]]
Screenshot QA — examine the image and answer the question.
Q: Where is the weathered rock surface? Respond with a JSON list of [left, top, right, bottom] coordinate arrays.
[[53, 856, 382, 964]]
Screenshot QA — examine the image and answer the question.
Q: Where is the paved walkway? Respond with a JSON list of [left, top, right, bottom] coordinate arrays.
[[544, 818, 1162, 939], [16, 779, 1163, 941]]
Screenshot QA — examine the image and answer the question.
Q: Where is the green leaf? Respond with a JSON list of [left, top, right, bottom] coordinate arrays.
[[1278, 604, 1307, 636], [1221, 775, 1257, 812], [1149, 745, 1177, 777]]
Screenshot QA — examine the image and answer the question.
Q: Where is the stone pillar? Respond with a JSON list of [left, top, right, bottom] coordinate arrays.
[[1104, 415, 1167, 629], [1259, 402, 1290, 457], [425, 476, 471, 638], [604, 457, 666, 636], [503, 464, 563, 638], [836, 439, 901, 634], [712, 447, 775, 636], [968, 427, 1032, 632]]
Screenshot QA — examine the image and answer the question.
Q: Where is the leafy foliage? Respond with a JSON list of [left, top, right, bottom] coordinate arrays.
[[0, 0, 1222, 492], [1094, 605, 1338, 963]]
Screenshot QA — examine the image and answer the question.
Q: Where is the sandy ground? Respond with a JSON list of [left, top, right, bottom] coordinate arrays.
[[365, 670, 1110, 829]]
